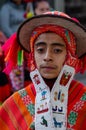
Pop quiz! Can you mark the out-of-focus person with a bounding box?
[0,0,27,38]
[0,32,11,105]
[0,31,7,71]
[32,0,51,15]
[24,0,51,19]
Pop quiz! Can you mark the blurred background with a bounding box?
[0,0,86,27]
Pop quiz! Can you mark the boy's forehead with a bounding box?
[34,32,66,46]
[35,32,59,40]
[35,42,66,47]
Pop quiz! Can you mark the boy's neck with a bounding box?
[43,78,57,90]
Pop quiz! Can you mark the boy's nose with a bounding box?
[44,50,52,61]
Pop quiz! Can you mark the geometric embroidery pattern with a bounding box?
[18,89,35,116]
[27,104,35,115]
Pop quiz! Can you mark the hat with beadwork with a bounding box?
[17,11,86,58]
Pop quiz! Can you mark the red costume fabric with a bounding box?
[0,80,86,130]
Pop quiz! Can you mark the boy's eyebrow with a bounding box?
[35,42,46,47]
[35,42,66,47]
[51,43,66,47]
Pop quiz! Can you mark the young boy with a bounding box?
[0,11,86,130]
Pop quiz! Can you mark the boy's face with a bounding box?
[34,32,67,79]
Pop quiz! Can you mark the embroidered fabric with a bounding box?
[30,65,75,129]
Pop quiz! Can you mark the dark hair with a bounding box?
[9,0,26,4]
[32,0,49,12]
[9,0,27,9]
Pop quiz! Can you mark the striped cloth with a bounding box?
[0,80,86,130]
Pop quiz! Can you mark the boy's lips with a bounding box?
[42,66,55,69]
[40,65,57,71]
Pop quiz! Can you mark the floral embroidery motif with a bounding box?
[68,111,78,125]
[22,95,32,105]
[73,100,84,111]
[68,92,86,128]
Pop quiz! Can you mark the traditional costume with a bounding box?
[0,11,86,130]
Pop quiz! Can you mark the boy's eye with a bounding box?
[36,47,45,53]
[54,48,62,53]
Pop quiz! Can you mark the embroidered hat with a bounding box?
[17,11,86,58]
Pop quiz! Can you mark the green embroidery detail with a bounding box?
[81,93,86,101]
[30,122,35,130]
[68,111,78,125]
[19,89,27,97]
[27,103,35,115]
[65,30,70,43]
[41,116,48,127]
